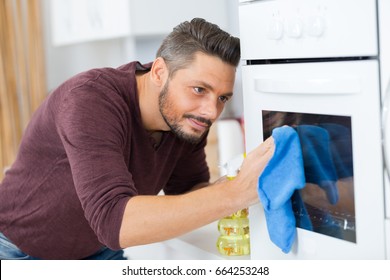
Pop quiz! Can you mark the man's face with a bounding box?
[159,52,236,144]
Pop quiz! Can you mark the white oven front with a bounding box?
[239,0,389,259]
[242,59,386,259]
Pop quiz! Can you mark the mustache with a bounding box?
[184,114,212,127]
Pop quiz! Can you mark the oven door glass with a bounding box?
[262,111,355,243]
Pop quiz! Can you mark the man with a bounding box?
[0,18,274,260]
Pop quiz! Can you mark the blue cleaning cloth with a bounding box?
[296,125,339,205]
[258,126,306,253]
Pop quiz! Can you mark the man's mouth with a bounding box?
[186,115,212,131]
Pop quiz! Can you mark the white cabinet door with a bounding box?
[130,0,229,36]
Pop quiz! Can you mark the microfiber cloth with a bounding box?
[296,125,339,205]
[258,126,306,253]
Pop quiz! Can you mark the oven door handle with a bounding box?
[382,79,390,180]
[254,77,360,94]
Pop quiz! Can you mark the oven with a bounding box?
[239,0,390,259]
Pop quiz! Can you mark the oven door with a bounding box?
[242,60,386,259]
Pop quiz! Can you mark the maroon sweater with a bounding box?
[0,61,210,259]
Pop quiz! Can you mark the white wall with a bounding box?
[42,0,242,117]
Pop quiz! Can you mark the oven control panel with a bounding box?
[239,0,378,60]
[267,14,326,40]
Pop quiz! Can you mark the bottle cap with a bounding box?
[225,154,245,180]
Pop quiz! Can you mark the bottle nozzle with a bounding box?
[224,154,245,180]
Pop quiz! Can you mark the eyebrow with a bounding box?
[192,80,234,96]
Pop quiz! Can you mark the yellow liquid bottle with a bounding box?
[216,210,250,256]
[216,163,250,256]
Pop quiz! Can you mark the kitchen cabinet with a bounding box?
[129,0,229,37]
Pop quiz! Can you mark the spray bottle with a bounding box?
[216,154,250,256]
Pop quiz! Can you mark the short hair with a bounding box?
[156,18,240,77]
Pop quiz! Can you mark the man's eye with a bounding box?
[219,96,230,103]
[194,87,205,94]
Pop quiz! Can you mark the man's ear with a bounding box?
[150,57,168,87]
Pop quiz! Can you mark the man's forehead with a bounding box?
[179,53,236,78]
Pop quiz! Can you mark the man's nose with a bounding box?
[199,96,219,121]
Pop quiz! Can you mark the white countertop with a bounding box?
[123,221,250,260]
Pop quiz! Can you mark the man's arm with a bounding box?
[119,137,274,248]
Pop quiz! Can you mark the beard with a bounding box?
[158,81,211,145]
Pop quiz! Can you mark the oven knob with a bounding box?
[267,19,284,40]
[287,18,303,38]
[308,16,326,37]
